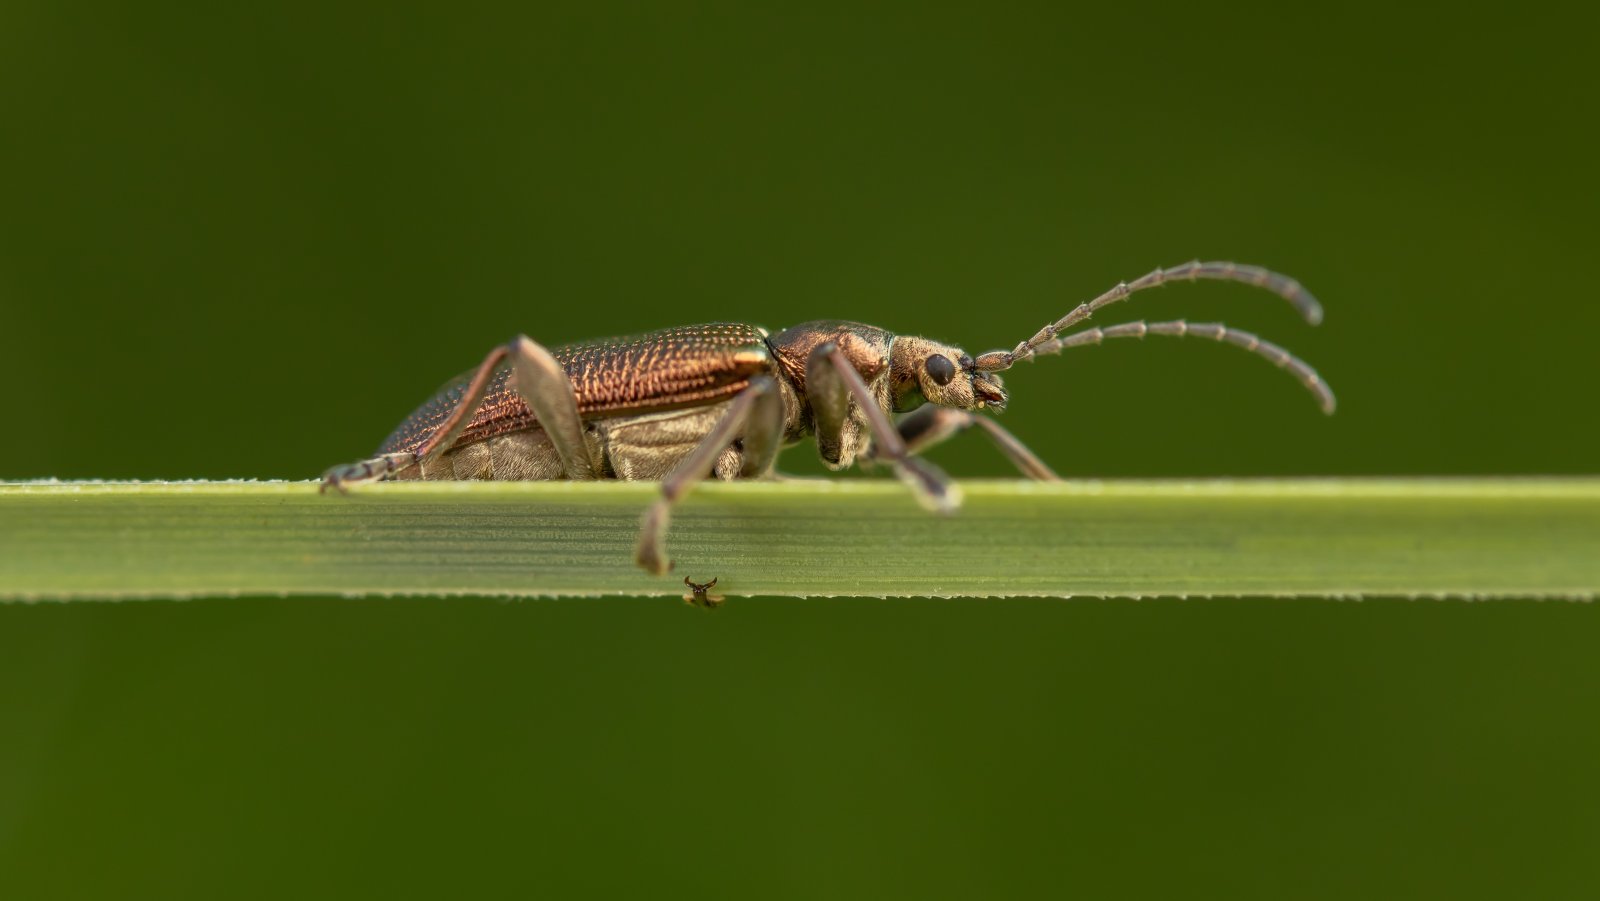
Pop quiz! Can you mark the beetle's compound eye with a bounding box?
[925,353,956,386]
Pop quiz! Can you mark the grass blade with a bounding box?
[2,479,1597,600]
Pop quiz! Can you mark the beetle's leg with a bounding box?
[504,336,600,480]
[870,406,1060,482]
[319,452,419,494]
[806,343,960,513]
[408,336,599,479]
[804,344,855,469]
[738,374,784,479]
[321,335,598,491]
[635,376,783,575]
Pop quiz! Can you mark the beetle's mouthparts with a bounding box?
[973,373,1007,411]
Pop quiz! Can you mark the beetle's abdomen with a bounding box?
[379,323,773,455]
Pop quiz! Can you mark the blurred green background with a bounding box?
[2,2,1597,898]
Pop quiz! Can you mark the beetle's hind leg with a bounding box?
[635,375,783,575]
[868,406,1061,482]
[319,334,600,491]
[413,335,600,479]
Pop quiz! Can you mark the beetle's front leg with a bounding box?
[867,406,1061,482]
[634,375,784,575]
[805,343,960,513]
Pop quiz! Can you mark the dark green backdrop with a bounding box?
[2,3,1596,898]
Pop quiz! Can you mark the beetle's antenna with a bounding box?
[1021,318,1336,414]
[973,261,1322,373]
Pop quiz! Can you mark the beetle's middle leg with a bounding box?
[867,406,1061,482]
[634,375,783,575]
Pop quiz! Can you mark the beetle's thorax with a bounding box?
[766,320,895,397]
[766,320,897,462]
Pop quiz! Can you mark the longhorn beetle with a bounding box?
[322,261,1335,574]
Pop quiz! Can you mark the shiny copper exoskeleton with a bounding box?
[323,260,1335,575]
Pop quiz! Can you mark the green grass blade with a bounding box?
[2,479,1597,600]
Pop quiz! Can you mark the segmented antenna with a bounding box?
[1036,319,1336,414]
[975,261,1322,371]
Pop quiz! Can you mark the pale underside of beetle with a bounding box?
[323,261,1336,574]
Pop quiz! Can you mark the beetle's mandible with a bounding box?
[322,260,1336,574]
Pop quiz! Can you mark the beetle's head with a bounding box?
[890,336,1008,413]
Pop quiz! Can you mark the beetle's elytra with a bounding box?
[323,261,1335,574]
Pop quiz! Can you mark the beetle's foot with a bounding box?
[635,502,674,575]
[683,577,724,608]
[318,470,356,496]
[637,547,672,577]
[319,453,416,494]
[895,457,961,514]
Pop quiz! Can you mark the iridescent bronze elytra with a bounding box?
[322,261,1336,574]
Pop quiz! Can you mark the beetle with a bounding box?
[322,260,1335,574]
